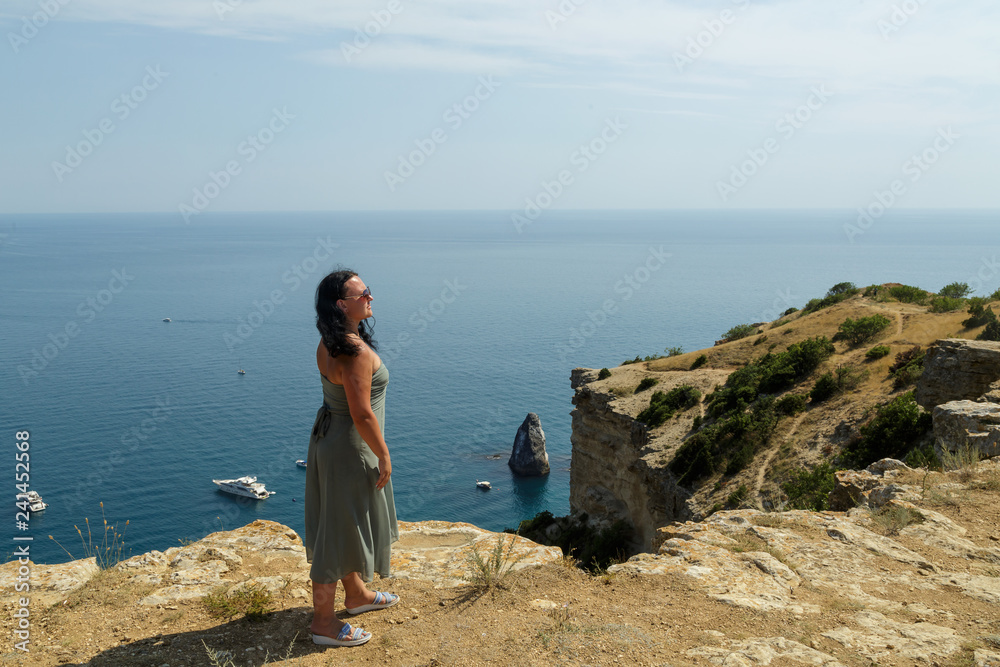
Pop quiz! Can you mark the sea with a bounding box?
[0,209,996,565]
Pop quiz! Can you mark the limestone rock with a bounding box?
[508,413,550,476]
[933,400,1000,458]
[915,338,1000,409]
[688,636,846,666]
[0,557,100,607]
[822,611,962,663]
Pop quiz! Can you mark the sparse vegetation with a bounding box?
[512,511,631,573]
[843,391,932,469]
[202,582,274,622]
[727,484,749,508]
[888,284,929,304]
[867,504,925,536]
[722,323,757,342]
[940,443,984,482]
[802,282,859,314]
[888,345,925,388]
[48,502,130,569]
[636,377,660,392]
[930,296,965,312]
[636,385,701,428]
[782,463,838,511]
[775,393,807,416]
[665,346,684,357]
[623,353,666,365]
[963,297,996,328]
[865,345,891,360]
[835,314,892,346]
[464,534,526,592]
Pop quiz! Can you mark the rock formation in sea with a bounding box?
[508,412,550,476]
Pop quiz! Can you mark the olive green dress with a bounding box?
[304,362,398,584]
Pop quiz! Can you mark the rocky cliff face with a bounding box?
[568,366,731,551]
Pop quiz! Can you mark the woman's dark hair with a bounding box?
[315,268,378,357]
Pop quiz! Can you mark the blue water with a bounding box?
[1,209,996,564]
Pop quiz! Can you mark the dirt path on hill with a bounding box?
[754,412,806,498]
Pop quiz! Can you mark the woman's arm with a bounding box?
[338,348,392,490]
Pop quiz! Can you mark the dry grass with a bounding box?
[867,504,925,536]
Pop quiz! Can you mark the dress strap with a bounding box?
[312,405,333,439]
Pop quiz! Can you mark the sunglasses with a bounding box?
[342,287,372,300]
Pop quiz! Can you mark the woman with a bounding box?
[304,269,400,647]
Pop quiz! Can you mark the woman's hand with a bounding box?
[376,455,392,490]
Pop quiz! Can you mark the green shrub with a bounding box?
[802,282,859,314]
[863,284,880,297]
[991,288,1000,301]
[782,307,798,317]
[889,345,924,388]
[203,583,274,622]
[637,385,701,428]
[963,297,997,328]
[671,397,779,485]
[465,533,525,592]
[904,441,940,470]
[939,282,971,298]
[622,353,666,365]
[809,373,838,403]
[665,346,684,357]
[835,365,869,391]
[836,314,892,346]
[843,391,932,468]
[978,320,1000,342]
[775,393,806,415]
[636,377,660,392]
[783,463,838,511]
[690,354,708,370]
[727,484,749,508]
[722,323,757,342]
[692,414,703,430]
[597,368,611,380]
[866,345,891,360]
[752,335,768,346]
[888,284,928,304]
[929,296,965,313]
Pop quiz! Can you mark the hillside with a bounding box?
[574,283,997,524]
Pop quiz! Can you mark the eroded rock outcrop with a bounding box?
[933,400,1000,458]
[915,338,1000,409]
[0,520,564,609]
[508,413,550,476]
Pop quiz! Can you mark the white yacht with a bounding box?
[296,459,307,468]
[18,490,47,512]
[212,476,272,499]
[476,479,492,490]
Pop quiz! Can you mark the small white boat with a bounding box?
[17,490,47,512]
[212,476,272,499]
[296,459,307,468]
[476,479,491,490]
[237,369,246,375]
[162,318,171,322]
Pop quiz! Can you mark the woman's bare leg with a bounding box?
[341,571,378,609]
[310,581,348,637]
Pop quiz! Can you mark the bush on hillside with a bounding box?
[836,314,892,346]
[888,284,929,304]
[929,296,965,313]
[866,345,891,360]
[782,307,798,317]
[636,377,659,392]
[511,511,633,573]
[665,346,684,357]
[722,323,757,342]
[963,297,997,328]
[782,463,838,511]
[598,368,611,380]
[977,320,1000,342]
[690,354,708,370]
[636,385,701,428]
[801,282,860,314]
[843,391,932,468]
[938,282,971,298]
[809,373,838,403]
[889,345,924,388]
[775,393,807,415]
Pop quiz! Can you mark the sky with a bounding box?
[1,0,998,213]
